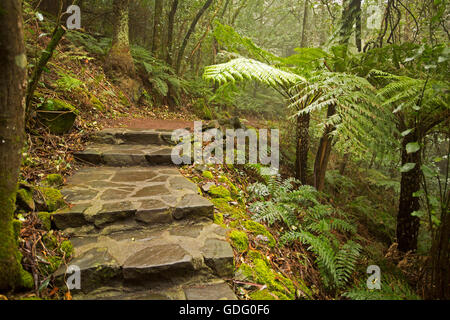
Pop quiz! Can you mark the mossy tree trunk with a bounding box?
[152,0,164,59]
[295,113,310,185]
[165,0,179,66]
[0,0,27,290]
[107,0,135,77]
[397,132,422,252]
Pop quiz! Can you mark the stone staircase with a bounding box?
[54,128,236,300]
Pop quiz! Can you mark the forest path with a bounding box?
[54,128,236,300]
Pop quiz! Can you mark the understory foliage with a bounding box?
[248,177,361,292]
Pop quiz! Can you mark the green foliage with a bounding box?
[229,230,249,252]
[248,176,361,291]
[344,274,420,300]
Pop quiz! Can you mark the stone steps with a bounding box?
[92,128,176,146]
[54,166,212,232]
[55,221,234,295]
[74,144,175,167]
[55,128,237,300]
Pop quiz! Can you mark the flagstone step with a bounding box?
[54,167,213,231]
[92,128,177,146]
[55,221,234,294]
[72,281,237,300]
[74,144,176,167]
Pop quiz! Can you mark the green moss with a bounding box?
[253,258,295,299]
[243,220,276,247]
[38,187,66,212]
[37,212,52,231]
[218,176,239,195]
[236,263,253,279]
[19,269,34,289]
[229,230,249,252]
[202,170,214,179]
[16,188,34,211]
[37,98,79,134]
[211,198,246,219]
[43,174,64,187]
[214,212,224,226]
[13,220,22,243]
[250,289,289,300]
[209,185,232,199]
[247,250,269,265]
[60,240,74,258]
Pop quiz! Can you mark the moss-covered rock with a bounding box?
[38,187,66,212]
[16,188,35,212]
[209,185,232,199]
[202,170,214,179]
[37,212,52,231]
[243,220,276,247]
[211,198,246,219]
[19,269,34,289]
[43,174,64,187]
[37,98,79,134]
[229,230,249,252]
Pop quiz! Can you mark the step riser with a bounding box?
[53,204,213,232]
[93,131,175,146]
[75,153,175,167]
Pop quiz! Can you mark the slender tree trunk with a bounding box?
[106,0,135,77]
[339,152,350,175]
[397,133,422,252]
[166,0,179,66]
[152,0,164,59]
[314,104,336,191]
[0,0,27,290]
[429,189,450,299]
[312,0,361,191]
[355,0,362,52]
[300,0,309,48]
[175,0,213,74]
[295,112,310,185]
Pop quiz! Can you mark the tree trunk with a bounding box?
[152,0,164,59]
[0,0,28,290]
[300,0,309,48]
[175,0,213,74]
[295,113,310,185]
[339,152,350,175]
[397,133,422,252]
[106,0,135,77]
[428,189,450,299]
[165,0,179,66]
[314,104,336,191]
[355,0,362,52]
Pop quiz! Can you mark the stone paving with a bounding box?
[55,129,236,300]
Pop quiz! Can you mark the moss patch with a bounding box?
[43,174,64,187]
[229,230,249,252]
[38,187,66,212]
[202,170,214,179]
[243,220,276,247]
[60,240,74,258]
[16,188,35,212]
[37,212,52,231]
[209,185,232,199]
[250,289,289,300]
[211,198,246,219]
